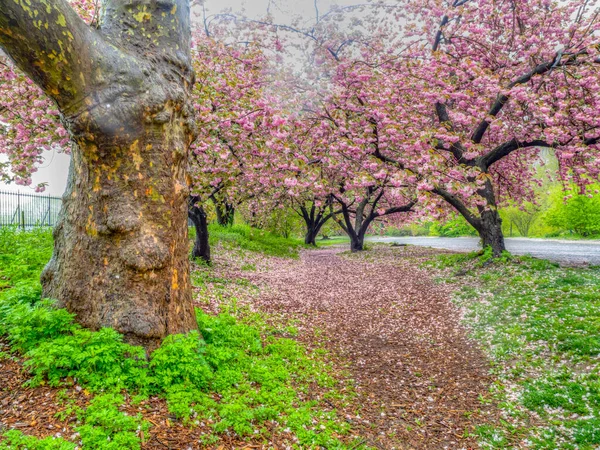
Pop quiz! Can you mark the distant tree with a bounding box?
[504,204,541,237]
[546,190,600,237]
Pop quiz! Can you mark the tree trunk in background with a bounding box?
[475,180,506,257]
[304,218,329,246]
[299,202,332,247]
[304,229,317,246]
[479,210,506,257]
[188,197,210,264]
[350,233,365,252]
[213,197,235,227]
[1,0,198,348]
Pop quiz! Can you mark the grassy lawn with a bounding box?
[426,250,600,449]
[313,236,350,247]
[205,224,307,258]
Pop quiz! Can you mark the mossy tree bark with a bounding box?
[0,0,198,347]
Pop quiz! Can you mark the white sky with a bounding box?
[0,0,355,196]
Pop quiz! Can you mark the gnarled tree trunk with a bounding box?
[304,229,318,246]
[473,180,506,257]
[333,188,415,253]
[188,197,211,264]
[479,210,505,256]
[1,0,198,347]
[349,231,366,252]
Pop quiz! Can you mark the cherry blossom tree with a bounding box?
[369,0,600,255]
[187,30,296,257]
[293,196,337,246]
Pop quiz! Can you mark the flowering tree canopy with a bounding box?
[2,0,600,257]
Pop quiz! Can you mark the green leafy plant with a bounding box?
[0,430,75,450]
[75,394,150,450]
[0,227,354,448]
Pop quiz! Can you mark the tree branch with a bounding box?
[479,139,554,170]
[471,50,595,144]
[373,200,417,217]
[0,0,97,107]
[432,187,481,229]
[435,102,471,164]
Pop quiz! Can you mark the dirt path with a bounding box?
[246,246,497,449]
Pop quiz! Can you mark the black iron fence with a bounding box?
[0,190,62,228]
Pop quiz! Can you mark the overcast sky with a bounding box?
[0,0,356,197]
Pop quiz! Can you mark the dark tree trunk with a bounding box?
[188,199,210,264]
[479,209,506,257]
[304,229,317,246]
[213,198,235,227]
[350,233,365,252]
[433,179,507,258]
[299,203,331,247]
[1,0,198,347]
[333,188,414,253]
[475,180,506,257]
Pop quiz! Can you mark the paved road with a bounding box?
[367,236,600,265]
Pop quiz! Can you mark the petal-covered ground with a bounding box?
[205,244,500,449]
[1,243,499,449]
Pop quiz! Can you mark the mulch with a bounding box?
[0,245,499,449]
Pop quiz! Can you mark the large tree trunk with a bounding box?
[188,199,211,264]
[1,0,198,348]
[434,179,507,259]
[476,180,506,257]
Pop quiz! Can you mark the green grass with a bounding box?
[314,236,350,247]
[207,224,306,258]
[0,227,359,449]
[426,249,600,449]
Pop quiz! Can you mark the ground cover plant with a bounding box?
[426,250,600,449]
[0,227,358,449]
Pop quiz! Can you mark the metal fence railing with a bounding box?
[0,190,62,228]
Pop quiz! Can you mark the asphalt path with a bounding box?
[367,236,600,265]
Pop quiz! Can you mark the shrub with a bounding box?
[429,216,477,237]
[0,299,76,352]
[0,430,75,450]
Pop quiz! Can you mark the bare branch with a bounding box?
[479,139,555,170]
[432,187,481,229]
